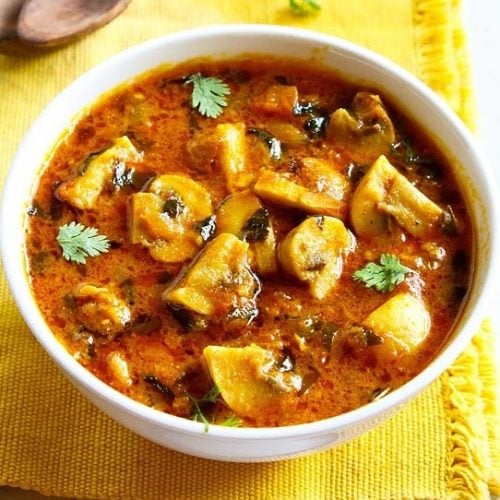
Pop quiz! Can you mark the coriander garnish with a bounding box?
[188,385,221,432]
[289,0,321,16]
[190,398,211,432]
[186,73,230,118]
[202,384,221,403]
[221,415,243,427]
[56,221,110,264]
[353,254,413,293]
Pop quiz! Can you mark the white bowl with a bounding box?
[1,25,499,462]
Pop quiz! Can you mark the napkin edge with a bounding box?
[413,0,477,128]
[474,320,500,494]
[414,0,498,494]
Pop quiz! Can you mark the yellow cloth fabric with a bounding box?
[0,0,498,498]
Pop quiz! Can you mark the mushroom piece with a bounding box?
[73,283,131,337]
[163,233,260,328]
[362,293,431,361]
[107,352,133,388]
[217,190,278,275]
[350,155,444,238]
[327,92,396,164]
[215,123,255,192]
[129,174,213,263]
[251,84,299,118]
[185,129,219,172]
[264,121,308,148]
[203,344,301,417]
[186,122,254,191]
[253,157,349,218]
[57,136,142,210]
[279,216,355,299]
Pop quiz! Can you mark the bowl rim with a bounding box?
[1,23,499,441]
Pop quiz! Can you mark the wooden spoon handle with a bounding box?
[17,0,132,46]
[0,0,25,42]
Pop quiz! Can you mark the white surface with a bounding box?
[463,0,500,398]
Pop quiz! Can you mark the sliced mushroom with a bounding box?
[217,190,277,275]
[253,157,349,218]
[215,123,255,192]
[57,136,142,210]
[362,292,431,360]
[129,174,213,263]
[203,344,301,417]
[107,352,133,388]
[328,92,395,164]
[350,155,443,238]
[73,283,131,337]
[185,129,219,172]
[264,121,308,148]
[350,155,394,236]
[379,173,444,238]
[163,233,260,327]
[279,216,355,299]
[251,84,298,118]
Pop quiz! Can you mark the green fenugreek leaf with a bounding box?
[390,139,433,165]
[241,207,270,242]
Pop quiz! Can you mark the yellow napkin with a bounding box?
[0,1,498,498]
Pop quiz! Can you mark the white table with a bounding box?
[463,0,500,403]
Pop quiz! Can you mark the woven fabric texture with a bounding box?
[0,0,498,498]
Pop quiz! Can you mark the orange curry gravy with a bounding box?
[25,56,472,427]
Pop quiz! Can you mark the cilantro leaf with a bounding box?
[57,222,110,264]
[190,385,243,430]
[353,254,413,293]
[289,0,321,16]
[188,385,221,432]
[186,73,230,118]
[221,415,243,427]
[190,397,211,433]
[202,384,220,403]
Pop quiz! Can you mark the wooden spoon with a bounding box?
[0,0,131,48]
[0,0,25,41]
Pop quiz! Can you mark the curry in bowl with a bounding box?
[25,56,472,428]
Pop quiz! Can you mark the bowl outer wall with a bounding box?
[1,25,498,461]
